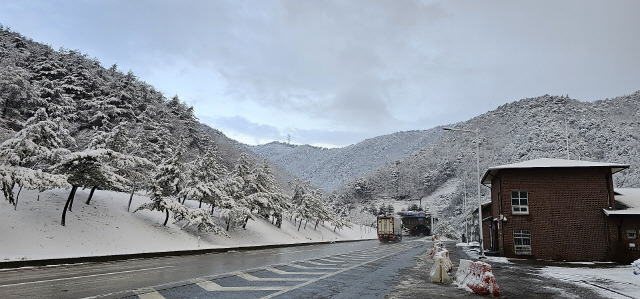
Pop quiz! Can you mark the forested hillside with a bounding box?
[0,27,345,234]
[329,94,640,236]
[249,129,442,191]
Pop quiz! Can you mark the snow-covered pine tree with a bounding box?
[0,65,39,130]
[170,202,228,236]
[54,149,132,226]
[135,152,227,235]
[86,123,155,207]
[178,144,226,209]
[155,152,185,200]
[133,152,185,226]
[0,108,73,208]
[217,153,254,231]
[290,179,321,231]
[246,159,291,228]
[330,206,352,232]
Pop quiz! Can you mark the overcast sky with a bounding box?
[1,1,639,147]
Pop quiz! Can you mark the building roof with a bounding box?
[604,188,640,216]
[481,158,630,184]
[397,211,426,217]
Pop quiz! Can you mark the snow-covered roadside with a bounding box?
[540,265,640,299]
[0,188,375,262]
[455,242,640,298]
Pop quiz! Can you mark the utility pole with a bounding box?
[443,127,486,258]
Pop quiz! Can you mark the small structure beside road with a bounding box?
[397,211,432,236]
[481,158,640,263]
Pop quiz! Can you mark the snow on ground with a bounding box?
[0,188,375,262]
[540,265,640,299]
[455,243,640,298]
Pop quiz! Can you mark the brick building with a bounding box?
[480,158,640,263]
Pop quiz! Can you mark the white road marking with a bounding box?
[259,243,421,299]
[264,267,329,275]
[317,258,344,263]
[128,242,419,298]
[193,278,288,291]
[135,288,166,299]
[304,261,338,266]
[288,264,341,270]
[274,249,320,255]
[0,266,175,288]
[232,271,309,282]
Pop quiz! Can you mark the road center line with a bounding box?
[0,266,175,288]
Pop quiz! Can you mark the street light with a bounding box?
[443,127,485,258]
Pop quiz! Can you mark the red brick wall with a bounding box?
[489,167,615,261]
[607,216,640,263]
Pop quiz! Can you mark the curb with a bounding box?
[0,238,377,269]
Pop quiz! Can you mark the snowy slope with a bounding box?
[0,188,375,262]
[330,94,640,239]
[249,129,442,191]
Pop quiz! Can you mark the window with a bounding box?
[511,191,529,215]
[627,230,637,239]
[514,230,532,255]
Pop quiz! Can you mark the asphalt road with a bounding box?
[124,238,428,299]
[0,239,386,299]
[3,238,627,299]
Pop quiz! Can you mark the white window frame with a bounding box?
[514,229,532,255]
[627,230,637,239]
[511,190,529,215]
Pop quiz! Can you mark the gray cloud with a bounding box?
[202,115,282,144]
[1,0,639,147]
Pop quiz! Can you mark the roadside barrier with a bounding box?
[454,259,500,297]
[429,242,453,283]
[454,259,473,284]
[430,248,453,283]
[429,242,445,259]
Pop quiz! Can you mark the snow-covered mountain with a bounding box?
[248,129,442,192]
[328,94,640,235]
[0,27,293,187]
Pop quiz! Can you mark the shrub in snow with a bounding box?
[633,259,640,275]
[135,196,228,236]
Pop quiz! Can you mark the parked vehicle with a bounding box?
[377,216,403,243]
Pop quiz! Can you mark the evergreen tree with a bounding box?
[134,153,185,227]
[0,108,73,208]
[178,145,227,209]
[55,149,132,225]
[218,153,254,231]
[245,159,290,227]
[135,187,228,235]
[0,65,38,130]
[85,123,154,207]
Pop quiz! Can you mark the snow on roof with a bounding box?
[482,158,630,184]
[604,188,640,216]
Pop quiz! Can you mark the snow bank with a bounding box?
[541,265,640,298]
[0,188,375,262]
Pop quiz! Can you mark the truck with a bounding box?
[377,216,403,243]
